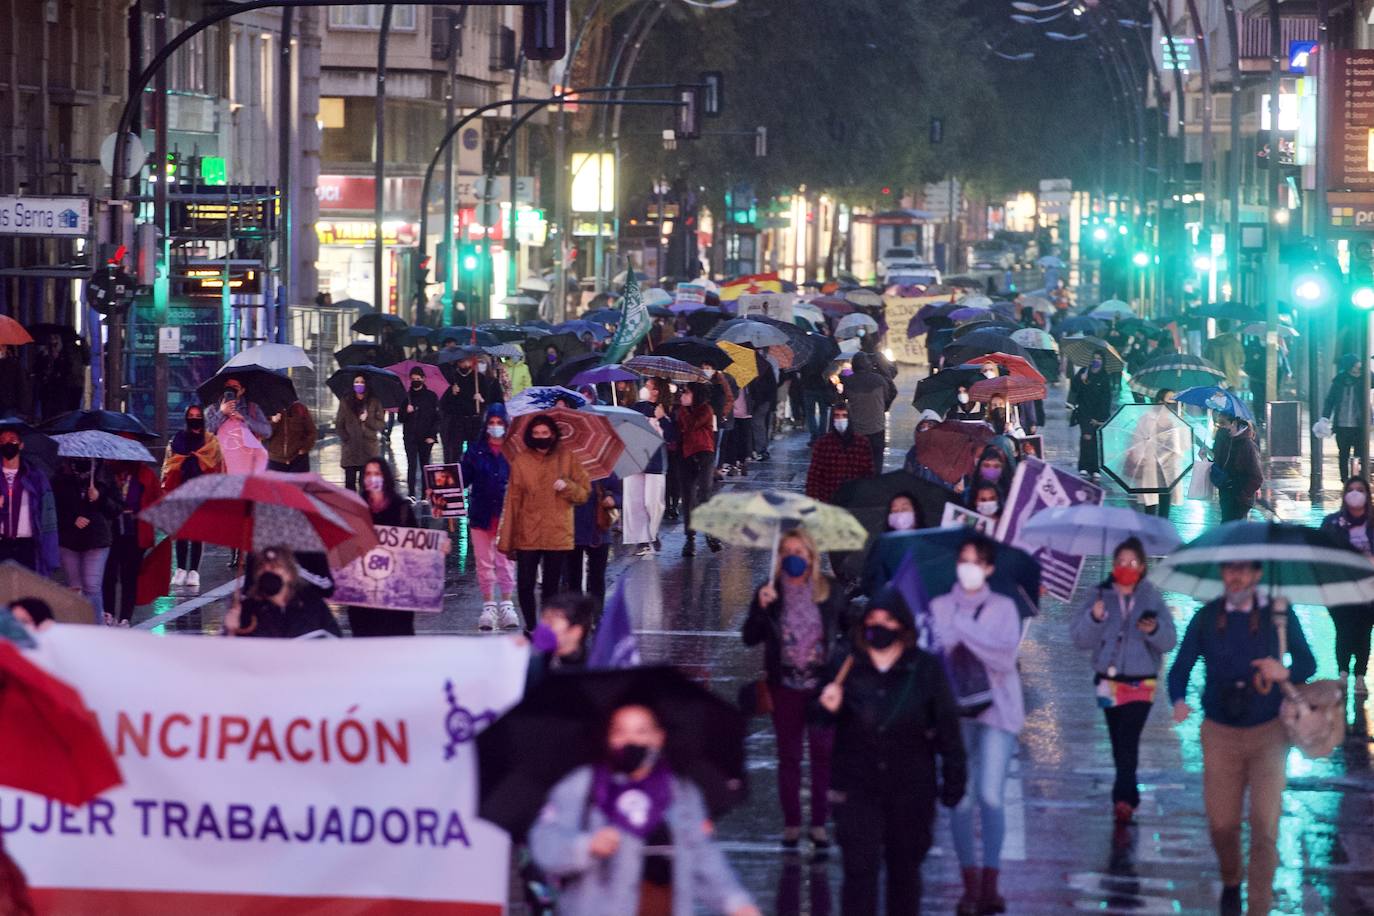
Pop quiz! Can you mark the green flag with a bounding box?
[601,269,652,365]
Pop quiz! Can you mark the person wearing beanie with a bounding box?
[818,586,966,915]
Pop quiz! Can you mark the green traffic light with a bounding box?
[1354,287,1374,310]
[1092,227,1109,242]
[1132,251,1150,267]
[1293,277,1325,305]
[1193,255,1212,272]
[462,255,479,272]
[1118,225,1129,236]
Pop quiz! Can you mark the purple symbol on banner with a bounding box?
[997,457,1104,601]
[443,680,497,760]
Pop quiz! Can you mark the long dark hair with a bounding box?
[362,457,401,509]
[349,375,369,415]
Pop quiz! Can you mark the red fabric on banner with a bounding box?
[135,537,173,606]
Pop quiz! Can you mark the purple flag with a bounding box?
[588,579,641,669]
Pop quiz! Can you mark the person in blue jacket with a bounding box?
[1167,560,1315,916]
[462,403,518,630]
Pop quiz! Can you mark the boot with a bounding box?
[979,867,1006,915]
[956,867,980,915]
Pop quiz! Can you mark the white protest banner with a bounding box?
[996,457,1104,600]
[882,293,949,365]
[332,525,449,613]
[940,503,997,536]
[737,291,794,323]
[12,628,527,914]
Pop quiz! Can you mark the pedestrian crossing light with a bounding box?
[1353,287,1374,310]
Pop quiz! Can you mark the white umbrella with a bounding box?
[500,295,540,308]
[960,294,993,309]
[643,288,673,308]
[1019,295,1055,314]
[53,430,155,463]
[834,313,880,340]
[718,320,789,348]
[221,343,312,372]
[518,277,552,293]
[844,289,883,308]
[1241,322,1299,338]
[1090,299,1134,320]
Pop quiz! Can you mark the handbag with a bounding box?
[1188,458,1215,500]
[1271,606,1345,759]
[594,484,620,531]
[945,602,994,718]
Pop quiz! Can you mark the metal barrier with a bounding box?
[287,305,358,430]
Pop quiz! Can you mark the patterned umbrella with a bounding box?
[507,386,591,417]
[0,315,33,346]
[328,365,406,409]
[483,343,526,361]
[1010,327,1057,351]
[717,341,759,388]
[553,320,612,341]
[1059,335,1125,372]
[40,409,157,443]
[969,375,1047,405]
[52,430,155,463]
[586,405,664,477]
[912,421,997,485]
[623,355,710,383]
[140,473,372,563]
[385,359,448,398]
[268,471,380,569]
[767,344,796,370]
[691,490,868,553]
[222,343,311,372]
[1175,385,1255,423]
[1129,352,1225,397]
[718,320,790,348]
[503,407,625,481]
[964,352,1045,382]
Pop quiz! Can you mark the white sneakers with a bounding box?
[498,601,521,630]
[185,570,200,590]
[171,568,187,587]
[478,603,498,631]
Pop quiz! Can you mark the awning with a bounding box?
[854,208,936,225]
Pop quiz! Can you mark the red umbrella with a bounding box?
[385,359,448,398]
[0,642,121,805]
[969,374,1048,405]
[503,406,625,481]
[912,421,996,485]
[140,473,377,566]
[0,316,33,346]
[259,471,379,568]
[970,352,1045,383]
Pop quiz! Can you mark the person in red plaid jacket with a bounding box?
[805,404,874,503]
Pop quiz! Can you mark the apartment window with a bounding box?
[319,97,346,129]
[328,5,417,30]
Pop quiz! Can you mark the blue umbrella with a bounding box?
[581,308,622,324]
[553,320,611,341]
[397,325,437,345]
[1056,315,1105,336]
[1019,504,1182,557]
[507,386,591,417]
[1176,385,1255,423]
[571,364,640,387]
[437,326,499,347]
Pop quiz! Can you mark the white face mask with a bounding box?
[363,474,384,493]
[957,392,970,405]
[833,418,849,433]
[477,361,490,373]
[638,386,652,402]
[983,369,998,379]
[888,510,916,531]
[976,500,1000,517]
[956,562,988,591]
[1346,489,1368,511]
[703,367,716,378]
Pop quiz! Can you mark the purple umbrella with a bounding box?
[571,364,641,386]
[949,306,992,322]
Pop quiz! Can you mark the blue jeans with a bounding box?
[801,390,827,439]
[60,546,110,624]
[950,719,1016,869]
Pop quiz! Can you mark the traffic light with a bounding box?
[522,0,566,60]
[1352,286,1374,310]
[1092,226,1109,243]
[1132,251,1150,268]
[1291,270,1332,307]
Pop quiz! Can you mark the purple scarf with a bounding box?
[590,759,674,840]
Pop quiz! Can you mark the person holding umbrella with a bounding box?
[527,702,760,916]
[104,459,160,626]
[463,405,519,630]
[1068,355,1114,481]
[335,373,386,494]
[817,586,966,915]
[53,456,120,624]
[674,383,721,557]
[1212,416,1263,522]
[843,352,897,473]
[626,378,675,557]
[206,376,271,475]
[1126,389,1185,519]
[498,413,590,629]
[927,536,1024,916]
[401,366,440,499]
[162,404,224,589]
[946,385,982,421]
[441,353,502,461]
[805,404,874,505]
[1166,560,1315,916]
[1320,476,1374,696]
[1070,536,1177,823]
[742,528,846,851]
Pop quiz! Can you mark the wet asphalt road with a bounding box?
[131,364,1374,916]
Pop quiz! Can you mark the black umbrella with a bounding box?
[867,528,1041,619]
[25,323,80,344]
[396,325,437,345]
[1191,301,1259,323]
[522,332,588,364]
[0,416,56,477]
[548,352,604,387]
[332,298,373,312]
[351,314,408,337]
[941,330,1030,367]
[477,323,529,343]
[952,317,1018,340]
[833,470,956,537]
[653,336,732,369]
[913,367,982,414]
[685,308,730,337]
[327,365,406,410]
[476,666,747,839]
[334,343,379,367]
[799,333,840,374]
[648,305,675,318]
[40,409,157,443]
[196,367,299,416]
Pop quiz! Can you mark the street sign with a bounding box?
[86,263,135,315]
[157,327,182,354]
[473,176,535,205]
[1327,51,1374,192]
[0,195,90,237]
[98,132,146,180]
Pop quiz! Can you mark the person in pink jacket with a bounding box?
[927,536,1024,916]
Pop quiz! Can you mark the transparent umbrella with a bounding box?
[1098,403,1195,494]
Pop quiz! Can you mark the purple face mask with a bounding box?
[979,465,1001,481]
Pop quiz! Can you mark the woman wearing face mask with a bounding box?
[346,458,420,637]
[498,414,591,629]
[927,537,1024,915]
[53,457,121,625]
[528,703,760,916]
[625,378,676,557]
[885,493,922,532]
[946,386,982,421]
[818,587,967,915]
[1070,537,1177,824]
[463,404,520,630]
[983,395,1023,439]
[225,545,341,638]
[1128,389,1186,519]
[1211,415,1263,522]
[742,528,847,851]
[401,368,440,499]
[534,345,562,388]
[1321,476,1374,696]
[1068,355,1115,481]
[162,404,225,590]
[970,446,1012,494]
[969,483,1002,527]
[335,374,386,494]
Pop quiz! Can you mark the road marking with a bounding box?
[134,578,241,630]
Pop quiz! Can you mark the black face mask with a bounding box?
[0,443,19,460]
[256,572,285,598]
[186,419,205,433]
[411,380,425,391]
[530,438,554,451]
[70,460,91,475]
[865,625,901,650]
[609,743,654,774]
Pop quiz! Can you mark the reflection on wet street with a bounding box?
[134,367,1374,915]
